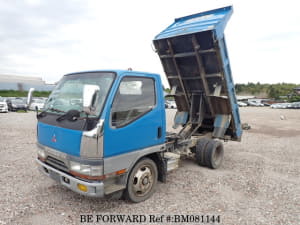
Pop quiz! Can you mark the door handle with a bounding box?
[157,127,162,139]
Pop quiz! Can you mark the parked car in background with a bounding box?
[248,101,264,107]
[270,103,292,109]
[288,102,300,109]
[0,97,8,113]
[6,98,28,112]
[29,98,46,111]
[237,101,247,107]
[165,100,177,109]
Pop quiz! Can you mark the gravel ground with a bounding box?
[0,108,299,225]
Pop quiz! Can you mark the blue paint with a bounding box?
[103,71,166,158]
[37,70,166,159]
[37,122,82,157]
[214,114,230,129]
[154,6,233,41]
[174,111,188,127]
[217,38,243,139]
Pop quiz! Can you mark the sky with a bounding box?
[0,0,300,86]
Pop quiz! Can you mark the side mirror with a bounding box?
[83,84,100,115]
[27,88,35,106]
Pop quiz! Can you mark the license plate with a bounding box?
[49,170,60,182]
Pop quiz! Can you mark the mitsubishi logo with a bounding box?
[51,134,57,143]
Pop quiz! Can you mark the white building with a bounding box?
[0,74,55,91]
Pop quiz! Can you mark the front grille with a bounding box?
[0,104,4,108]
[46,156,68,172]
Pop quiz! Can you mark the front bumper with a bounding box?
[0,107,8,112]
[36,159,105,197]
[15,107,27,110]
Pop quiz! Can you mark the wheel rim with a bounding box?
[132,164,154,197]
[212,145,223,166]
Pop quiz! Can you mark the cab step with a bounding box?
[164,152,180,172]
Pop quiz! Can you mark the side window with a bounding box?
[111,77,156,128]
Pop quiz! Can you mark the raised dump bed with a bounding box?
[153,6,242,141]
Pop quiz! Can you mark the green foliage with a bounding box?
[289,95,300,102]
[0,90,51,97]
[267,83,298,99]
[163,88,175,100]
[33,91,51,97]
[164,88,171,93]
[235,83,300,100]
[235,82,269,95]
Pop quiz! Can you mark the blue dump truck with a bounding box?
[34,6,242,202]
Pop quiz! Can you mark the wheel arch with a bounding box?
[123,154,160,202]
[146,152,167,183]
[125,151,167,186]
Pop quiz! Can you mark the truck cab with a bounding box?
[36,70,167,202]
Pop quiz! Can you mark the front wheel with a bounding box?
[124,158,158,203]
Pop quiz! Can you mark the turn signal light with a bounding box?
[71,168,127,181]
[77,184,88,192]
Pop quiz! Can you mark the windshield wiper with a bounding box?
[37,111,47,119]
[36,107,65,119]
[48,107,65,113]
[56,109,81,122]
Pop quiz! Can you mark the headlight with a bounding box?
[37,148,46,159]
[12,104,17,107]
[70,161,102,176]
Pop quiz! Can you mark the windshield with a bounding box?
[44,72,115,117]
[12,99,25,104]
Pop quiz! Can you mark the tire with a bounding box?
[195,139,224,169]
[195,138,210,167]
[124,158,158,203]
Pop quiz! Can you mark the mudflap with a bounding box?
[157,154,168,183]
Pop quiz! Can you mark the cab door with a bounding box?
[103,75,165,157]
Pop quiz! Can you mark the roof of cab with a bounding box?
[64,70,161,78]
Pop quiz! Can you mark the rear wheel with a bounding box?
[124,158,158,203]
[196,138,224,169]
[195,138,210,167]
